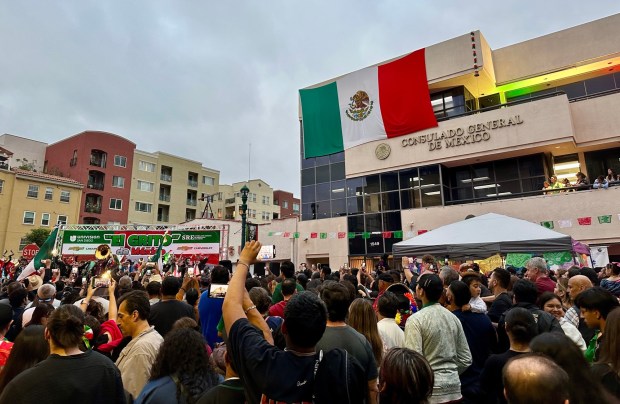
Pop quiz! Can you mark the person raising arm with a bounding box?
[223,241,273,345]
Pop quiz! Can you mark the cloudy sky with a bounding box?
[1,1,618,196]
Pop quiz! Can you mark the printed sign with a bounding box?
[61,229,221,262]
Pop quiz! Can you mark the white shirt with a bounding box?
[559,317,587,352]
[377,317,404,349]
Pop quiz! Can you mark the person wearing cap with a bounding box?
[21,284,61,327]
[405,273,472,404]
[0,304,14,367]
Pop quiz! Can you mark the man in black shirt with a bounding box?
[149,276,195,337]
[487,268,513,323]
[223,241,367,404]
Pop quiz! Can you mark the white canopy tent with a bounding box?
[392,213,573,260]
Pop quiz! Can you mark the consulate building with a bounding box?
[296,13,620,268]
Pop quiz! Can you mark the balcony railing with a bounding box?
[87,182,104,191]
[157,214,169,222]
[89,157,106,168]
[84,204,102,214]
[187,199,197,206]
[188,179,198,187]
[160,174,172,182]
[159,194,171,202]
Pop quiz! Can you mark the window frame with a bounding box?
[112,176,125,188]
[44,187,53,201]
[57,215,68,225]
[60,190,71,203]
[137,180,154,192]
[41,213,51,226]
[27,185,39,198]
[23,211,35,225]
[109,198,123,210]
[138,160,156,172]
[114,155,127,168]
[135,201,153,213]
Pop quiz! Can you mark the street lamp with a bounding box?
[240,184,249,245]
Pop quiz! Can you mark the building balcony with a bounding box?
[87,182,104,191]
[84,204,102,214]
[187,199,197,206]
[160,174,172,182]
[159,194,171,202]
[188,179,198,187]
[157,214,169,222]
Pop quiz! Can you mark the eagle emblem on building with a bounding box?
[346,90,374,121]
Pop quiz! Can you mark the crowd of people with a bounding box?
[0,242,619,403]
[542,169,619,193]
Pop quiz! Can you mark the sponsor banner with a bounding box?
[61,230,221,261]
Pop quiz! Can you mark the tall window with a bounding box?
[27,185,39,198]
[112,176,125,188]
[60,190,70,203]
[41,213,50,226]
[137,181,154,192]
[114,155,127,167]
[0,179,4,193]
[283,201,289,209]
[110,198,123,210]
[139,161,156,172]
[135,202,152,212]
[23,211,35,225]
[45,187,53,201]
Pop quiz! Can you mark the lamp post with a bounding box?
[240,184,249,245]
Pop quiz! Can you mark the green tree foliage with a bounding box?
[23,228,51,247]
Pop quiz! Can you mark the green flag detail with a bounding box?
[19,227,59,280]
[362,232,371,239]
[393,230,403,239]
[320,233,327,239]
[541,221,554,229]
[598,215,612,224]
[347,232,355,239]
[293,232,300,239]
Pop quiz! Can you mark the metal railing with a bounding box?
[157,214,169,222]
[87,182,104,190]
[187,199,197,206]
[159,194,171,202]
[160,174,172,182]
[187,179,198,187]
[89,156,106,168]
[84,204,102,214]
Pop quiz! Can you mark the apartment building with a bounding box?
[273,190,300,219]
[45,131,135,224]
[128,150,220,224]
[297,13,620,266]
[0,134,47,172]
[0,167,82,253]
[213,179,280,225]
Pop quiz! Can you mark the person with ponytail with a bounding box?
[0,305,125,403]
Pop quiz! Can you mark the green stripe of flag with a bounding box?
[300,82,344,158]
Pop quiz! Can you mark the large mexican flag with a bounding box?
[300,49,437,158]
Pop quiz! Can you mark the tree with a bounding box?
[23,228,51,247]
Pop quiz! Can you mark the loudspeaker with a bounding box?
[253,262,266,277]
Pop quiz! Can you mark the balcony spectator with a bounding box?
[593,175,609,189]
[548,175,564,193]
[607,168,619,182]
[575,171,590,190]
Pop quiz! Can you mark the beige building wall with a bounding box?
[493,13,620,85]
[0,170,82,253]
[214,179,280,225]
[0,134,47,172]
[128,150,220,225]
[297,216,349,267]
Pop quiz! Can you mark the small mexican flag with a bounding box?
[320,233,327,239]
[300,49,437,158]
[598,215,612,224]
[393,230,403,239]
[362,232,371,239]
[540,221,554,229]
[347,232,356,239]
[18,227,59,281]
[337,232,346,239]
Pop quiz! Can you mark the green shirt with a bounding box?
[271,281,305,303]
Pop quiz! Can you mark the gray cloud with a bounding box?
[1,1,618,196]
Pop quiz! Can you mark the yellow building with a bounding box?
[0,168,82,253]
[128,150,220,225]
[213,179,280,225]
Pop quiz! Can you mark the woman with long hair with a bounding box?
[592,307,620,399]
[24,303,54,327]
[530,331,614,403]
[347,298,383,367]
[136,327,220,403]
[379,348,433,404]
[554,277,572,310]
[0,325,49,391]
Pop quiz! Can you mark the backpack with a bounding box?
[312,348,367,404]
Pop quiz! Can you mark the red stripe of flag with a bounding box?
[379,49,437,137]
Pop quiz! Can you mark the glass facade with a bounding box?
[506,71,620,102]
